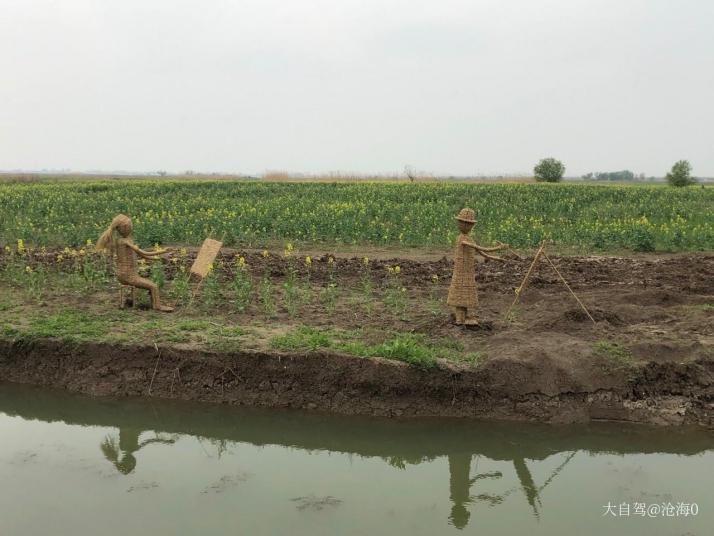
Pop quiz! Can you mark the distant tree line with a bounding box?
[580,170,648,181]
[534,158,698,188]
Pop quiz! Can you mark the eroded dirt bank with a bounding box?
[1,339,712,426]
[2,252,714,425]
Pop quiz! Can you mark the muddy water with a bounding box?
[0,385,712,536]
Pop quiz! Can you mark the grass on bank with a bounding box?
[0,253,481,369]
[271,326,483,369]
[593,340,640,382]
[0,307,247,351]
[0,299,482,369]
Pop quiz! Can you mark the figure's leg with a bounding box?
[452,307,466,325]
[131,277,174,312]
[464,309,480,326]
[464,290,479,325]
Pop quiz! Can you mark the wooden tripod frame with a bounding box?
[504,239,595,324]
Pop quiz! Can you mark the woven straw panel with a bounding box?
[190,238,223,278]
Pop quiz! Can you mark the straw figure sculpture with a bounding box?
[447,208,509,326]
[96,214,174,312]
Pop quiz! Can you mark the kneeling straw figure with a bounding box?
[96,214,174,312]
[447,208,508,326]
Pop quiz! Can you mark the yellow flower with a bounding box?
[207,263,214,274]
[388,266,395,274]
[262,250,269,258]
[25,265,33,273]
[78,248,86,256]
[237,256,247,269]
[400,287,406,293]
[4,246,10,253]
[304,256,312,266]
[86,239,93,247]
[171,257,179,264]
[179,247,188,258]
[363,256,369,267]
[328,256,334,265]
[57,254,64,262]
[394,265,401,274]
[179,265,186,273]
[17,239,24,254]
[431,274,439,282]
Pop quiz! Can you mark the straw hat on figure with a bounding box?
[96,214,174,312]
[447,208,508,326]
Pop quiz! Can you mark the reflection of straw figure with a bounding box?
[447,208,508,325]
[448,453,474,529]
[96,214,174,312]
[100,429,176,475]
[448,454,504,530]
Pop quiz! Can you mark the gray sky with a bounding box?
[1,0,712,176]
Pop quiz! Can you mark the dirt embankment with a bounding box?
[1,252,713,426]
[1,338,712,427]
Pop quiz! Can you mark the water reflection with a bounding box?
[447,454,554,528]
[448,454,477,529]
[100,429,176,474]
[1,384,712,531]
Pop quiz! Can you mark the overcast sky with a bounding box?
[1,0,712,176]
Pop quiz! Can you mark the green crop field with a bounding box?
[0,180,712,252]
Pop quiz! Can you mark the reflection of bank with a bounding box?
[448,450,578,529]
[100,428,176,474]
[1,385,710,522]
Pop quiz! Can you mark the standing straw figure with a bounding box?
[96,214,174,312]
[447,208,508,326]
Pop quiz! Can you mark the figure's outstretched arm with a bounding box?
[464,242,507,262]
[127,243,169,259]
[478,250,507,262]
[473,241,509,253]
[139,438,176,448]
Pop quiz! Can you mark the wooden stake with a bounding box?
[189,274,205,306]
[543,253,596,324]
[148,343,161,396]
[504,239,547,320]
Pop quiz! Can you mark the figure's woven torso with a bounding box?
[447,233,478,308]
[116,238,141,285]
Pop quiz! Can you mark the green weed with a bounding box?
[231,265,253,313]
[271,326,332,351]
[594,340,637,378]
[202,270,221,307]
[170,268,191,306]
[176,319,211,331]
[150,261,166,289]
[259,275,276,319]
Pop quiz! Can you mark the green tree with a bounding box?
[666,160,694,187]
[533,158,565,183]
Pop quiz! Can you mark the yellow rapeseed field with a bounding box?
[0,180,712,252]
